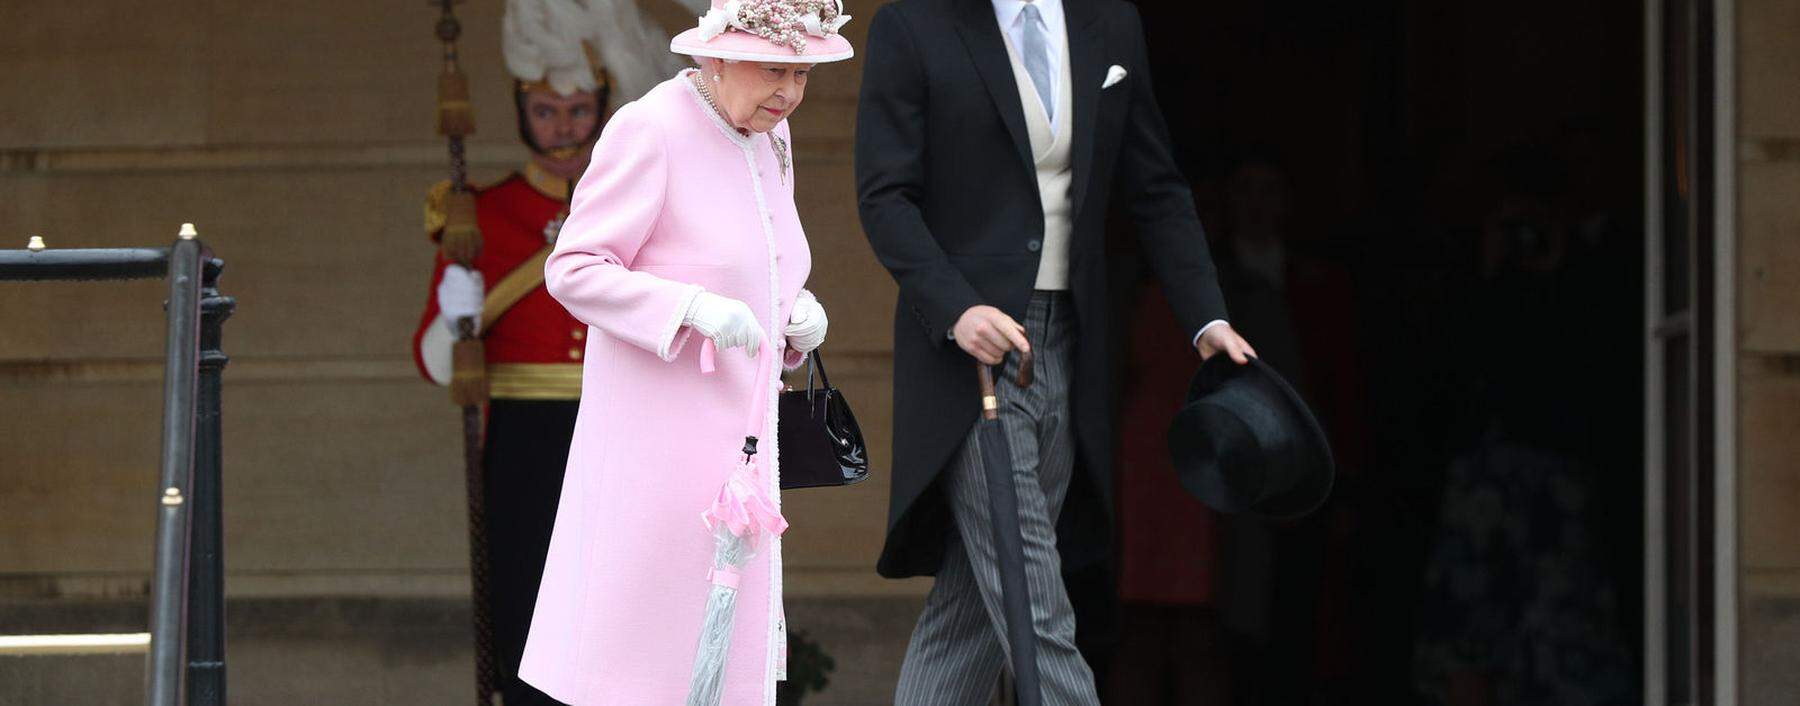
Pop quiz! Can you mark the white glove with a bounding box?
[437,264,485,334]
[784,293,828,354]
[684,291,765,358]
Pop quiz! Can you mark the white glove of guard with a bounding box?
[784,293,828,355]
[684,291,766,358]
[437,264,485,333]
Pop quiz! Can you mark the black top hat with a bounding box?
[1167,356,1334,518]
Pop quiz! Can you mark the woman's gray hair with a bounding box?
[693,57,739,71]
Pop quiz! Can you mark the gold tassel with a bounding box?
[436,66,476,138]
[440,190,482,265]
[449,336,489,407]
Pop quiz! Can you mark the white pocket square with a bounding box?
[1103,65,1128,89]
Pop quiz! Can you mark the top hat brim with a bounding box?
[1169,356,1334,519]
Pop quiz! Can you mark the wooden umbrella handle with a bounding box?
[976,348,1035,421]
[977,365,999,421]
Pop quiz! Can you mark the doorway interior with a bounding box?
[1103,1,1650,703]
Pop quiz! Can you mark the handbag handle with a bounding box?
[804,349,833,401]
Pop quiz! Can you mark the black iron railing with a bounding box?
[0,233,233,706]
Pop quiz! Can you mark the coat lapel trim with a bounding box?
[1066,0,1104,220]
[739,139,786,706]
[954,0,1036,180]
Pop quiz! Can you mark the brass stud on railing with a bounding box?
[26,236,45,252]
[178,223,198,240]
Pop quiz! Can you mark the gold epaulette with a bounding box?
[424,177,500,239]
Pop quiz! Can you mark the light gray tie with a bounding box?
[1019,3,1053,122]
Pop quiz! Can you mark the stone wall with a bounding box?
[1735,0,1800,701]
[0,0,924,601]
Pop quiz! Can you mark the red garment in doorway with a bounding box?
[1116,282,1220,605]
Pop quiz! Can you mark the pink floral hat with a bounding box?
[669,0,854,63]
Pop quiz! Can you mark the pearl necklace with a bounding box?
[691,72,745,136]
[691,72,790,184]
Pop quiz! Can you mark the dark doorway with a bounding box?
[1101,1,1647,704]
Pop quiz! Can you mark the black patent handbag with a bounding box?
[778,350,870,490]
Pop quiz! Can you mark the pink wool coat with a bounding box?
[519,71,814,705]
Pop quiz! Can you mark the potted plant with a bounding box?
[775,628,836,705]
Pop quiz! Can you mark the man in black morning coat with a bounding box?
[855,0,1258,700]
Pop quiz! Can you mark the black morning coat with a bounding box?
[855,0,1229,579]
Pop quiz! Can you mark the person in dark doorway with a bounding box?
[1412,142,1637,706]
[855,0,1257,702]
[1193,151,1367,706]
[1104,253,1232,706]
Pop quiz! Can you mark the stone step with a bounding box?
[0,595,924,705]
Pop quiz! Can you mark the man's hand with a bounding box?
[1197,323,1257,364]
[952,305,1030,366]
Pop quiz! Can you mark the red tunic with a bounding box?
[411,171,588,399]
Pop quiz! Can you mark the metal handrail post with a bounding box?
[0,247,169,281]
[148,237,206,706]
[1,234,232,706]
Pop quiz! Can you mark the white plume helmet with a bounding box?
[503,0,688,103]
[503,0,597,96]
[582,0,689,103]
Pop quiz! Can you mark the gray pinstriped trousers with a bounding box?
[894,291,1101,706]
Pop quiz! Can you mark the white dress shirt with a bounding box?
[992,0,1065,131]
[981,0,1229,350]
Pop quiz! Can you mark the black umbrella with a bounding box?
[975,352,1042,706]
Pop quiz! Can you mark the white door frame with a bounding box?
[1643,0,1736,702]
[1643,2,1666,701]
[1712,0,1738,701]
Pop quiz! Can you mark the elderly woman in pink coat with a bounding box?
[516,1,854,703]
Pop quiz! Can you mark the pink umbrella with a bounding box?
[687,340,787,705]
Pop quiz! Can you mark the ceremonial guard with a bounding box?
[411,1,675,702]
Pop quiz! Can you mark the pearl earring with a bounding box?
[712,74,721,83]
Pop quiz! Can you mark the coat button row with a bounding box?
[571,328,585,340]
[1026,239,1042,253]
[567,348,582,360]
